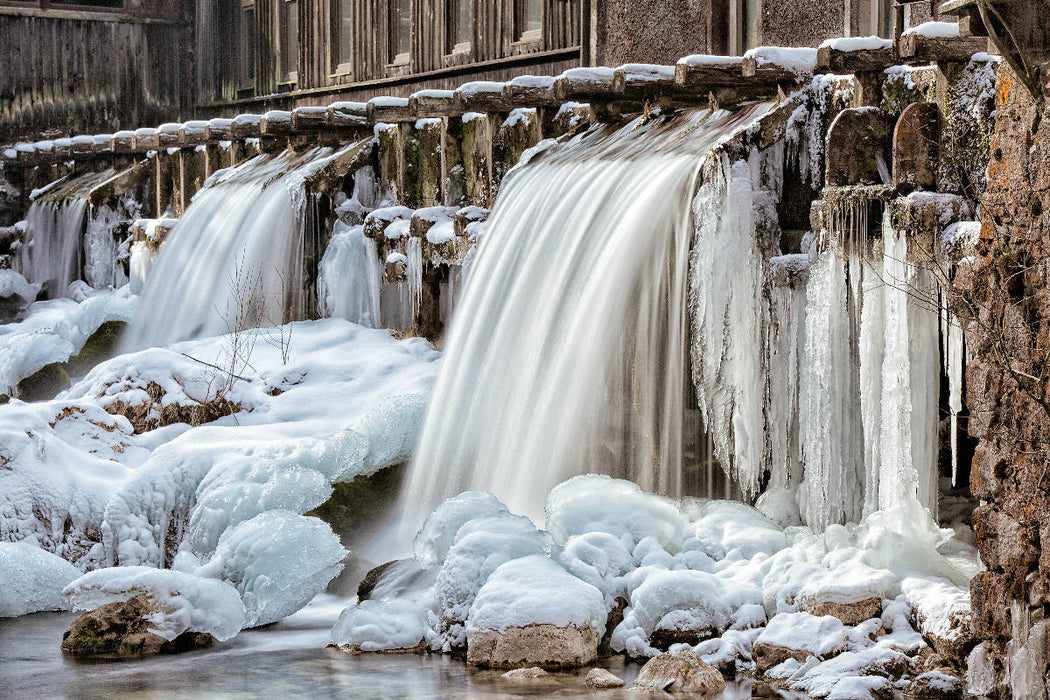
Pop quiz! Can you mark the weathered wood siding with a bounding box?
[0,9,194,143]
[195,0,581,113]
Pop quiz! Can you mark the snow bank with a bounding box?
[0,286,137,393]
[466,555,606,633]
[0,542,81,616]
[64,566,244,641]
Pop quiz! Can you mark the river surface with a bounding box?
[0,596,780,699]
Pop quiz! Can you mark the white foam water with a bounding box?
[401,105,774,527]
[123,145,362,350]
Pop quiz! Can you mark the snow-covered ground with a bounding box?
[1,304,441,635]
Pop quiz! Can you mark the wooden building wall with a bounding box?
[0,5,194,144]
[194,0,581,114]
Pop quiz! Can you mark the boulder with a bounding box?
[631,650,727,694]
[502,667,548,681]
[905,670,964,698]
[466,623,599,669]
[586,667,626,688]
[752,642,815,671]
[61,594,213,658]
[803,597,884,626]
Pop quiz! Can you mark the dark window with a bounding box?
[515,0,541,39]
[875,0,893,38]
[390,0,411,62]
[334,0,354,69]
[448,0,470,51]
[281,0,299,81]
[240,5,257,88]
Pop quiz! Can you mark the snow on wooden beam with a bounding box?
[816,37,895,73]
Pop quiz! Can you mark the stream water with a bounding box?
[0,597,785,699]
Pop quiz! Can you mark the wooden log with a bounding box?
[71,135,94,156]
[453,205,488,237]
[53,138,74,159]
[897,33,989,64]
[553,67,616,101]
[111,131,136,154]
[91,134,114,155]
[290,106,328,131]
[302,139,373,194]
[260,110,293,136]
[501,76,560,107]
[454,81,509,113]
[156,123,182,149]
[205,118,234,142]
[326,101,369,128]
[230,114,263,141]
[742,47,818,82]
[410,89,457,117]
[612,64,678,101]
[674,55,745,90]
[179,121,210,147]
[816,42,895,73]
[367,97,414,123]
[87,158,152,206]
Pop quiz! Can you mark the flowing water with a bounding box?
[401,104,774,527]
[122,145,364,350]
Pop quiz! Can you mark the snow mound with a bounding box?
[185,510,347,627]
[64,566,245,641]
[545,475,684,551]
[682,500,787,560]
[0,541,81,616]
[557,531,634,607]
[413,491,510,568]
[467,555,606,634]
[0,269,39,303]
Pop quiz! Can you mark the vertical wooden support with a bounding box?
[154,153,173,217]
[892,102,941,193]
[493,108,541,194]
[404,118,443,208]
[375,123,405,205]
[458,113,494,207]
[178,147,208,214]
[442,117,467,207]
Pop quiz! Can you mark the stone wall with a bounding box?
[958,61,1050,692]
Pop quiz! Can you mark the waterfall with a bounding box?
[123,145,362,350]
[20,198,87,298]
[19,168,138,298]
[401,104,775,526]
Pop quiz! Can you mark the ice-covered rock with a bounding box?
[185,510,346,627]
[0,541,81,616]
[425,513,547,652]
[332,597,429,652]
[557,531,633,607]
[61,594,214,657]
[465,555,605,668]
[64,566,244,641]
[752,612,851,670]
[586,667,626,688]
[682,500,787,560]
[906,670,964,699]
[613,569,732,657]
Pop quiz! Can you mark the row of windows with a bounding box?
[0,0,179,16]
[236,0,542,88]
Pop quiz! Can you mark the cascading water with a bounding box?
[401,104,775,526]
[21,198,87,298]
[123,145,364,350]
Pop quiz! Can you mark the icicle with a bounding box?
[946,308,965,487]
[317,223,382,327]
[407,237,423,314]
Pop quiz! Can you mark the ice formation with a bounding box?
[0,541,81,616]
[317,222,381,327]
[181,510,347,628]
